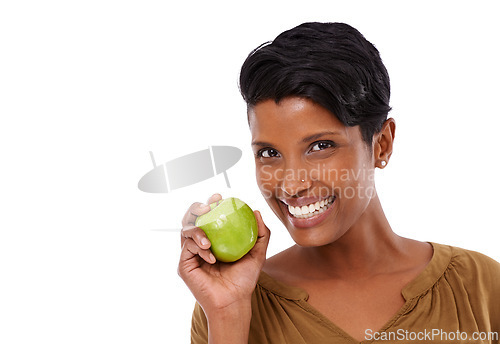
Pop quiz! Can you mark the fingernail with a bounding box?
[201,238,210,246]
[209,253,216,263]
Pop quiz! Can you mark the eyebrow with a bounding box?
[301,131,341,143]
[251,131,341,147]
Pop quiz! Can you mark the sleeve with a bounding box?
[190,302,209,344]
[476,253,500,344]
[476,252,500,336]
[455,247,500,337]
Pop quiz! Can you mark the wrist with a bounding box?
[206,300,252,344]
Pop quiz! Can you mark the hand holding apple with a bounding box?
[178,193,270,322]
[195,197,258,262]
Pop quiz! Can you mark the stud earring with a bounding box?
[381,161,387,167]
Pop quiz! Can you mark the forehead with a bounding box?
[248,97,351,141]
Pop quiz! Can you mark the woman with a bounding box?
[178,22,500,343]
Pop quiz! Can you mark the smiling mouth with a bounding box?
[286,196,335,219]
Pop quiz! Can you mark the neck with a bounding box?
[296,193,405,279]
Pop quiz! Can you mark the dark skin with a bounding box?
[178,96,432,343]
[249,97,433,342]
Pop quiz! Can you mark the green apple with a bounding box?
[195,197,258,262]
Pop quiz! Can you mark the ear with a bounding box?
[373,118,396,168]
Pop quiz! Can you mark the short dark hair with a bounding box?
[239,22,391,146]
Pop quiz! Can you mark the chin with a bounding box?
[287,227,341,247]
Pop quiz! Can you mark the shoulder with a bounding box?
[436,243,500,294]
[447,244,500,276]
[439,244,500,323]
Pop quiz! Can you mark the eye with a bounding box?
[310,140,335,152]
[257,148,280,158]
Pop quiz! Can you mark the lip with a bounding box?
[279,196,331,208]
[279,196,336,228]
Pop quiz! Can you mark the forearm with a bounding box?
[206,300,252,344]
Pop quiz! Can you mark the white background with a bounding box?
[1,1,499,343]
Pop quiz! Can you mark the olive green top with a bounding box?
[191,242,500,343]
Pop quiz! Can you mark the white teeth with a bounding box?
[287,196,334,219]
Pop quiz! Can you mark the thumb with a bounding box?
[250,210,271,258]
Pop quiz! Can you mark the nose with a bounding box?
[280,167,312,197]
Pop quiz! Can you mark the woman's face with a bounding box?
[249,97,379,247]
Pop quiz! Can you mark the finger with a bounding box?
[181,202,211,227]
[178,239,214,280]
[248,210,271,260]
[206,193,222,206]
[255,210,271,244]
[180,225,212,248]
[180,238,216,266]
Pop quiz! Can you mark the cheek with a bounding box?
[338,166,376,203]
[255,164,279,199]
[320,155,375,201]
